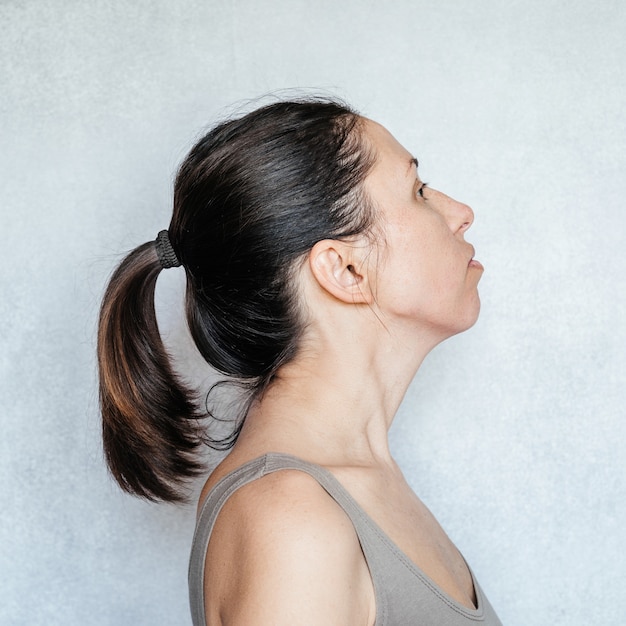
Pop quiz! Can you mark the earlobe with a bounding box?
[308,240,372,304]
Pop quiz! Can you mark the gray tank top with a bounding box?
[189,453,503,626]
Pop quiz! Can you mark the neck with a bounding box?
[237,305,443,467]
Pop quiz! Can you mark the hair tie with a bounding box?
[155,230,181,269]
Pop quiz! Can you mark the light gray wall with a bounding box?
[2,1,625,624]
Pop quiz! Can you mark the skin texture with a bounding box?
[199,119,484,626]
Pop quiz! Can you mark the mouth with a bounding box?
[468,246,484,270]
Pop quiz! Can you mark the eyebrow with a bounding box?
[407,157,419,175]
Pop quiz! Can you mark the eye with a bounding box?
[417,182,429,198]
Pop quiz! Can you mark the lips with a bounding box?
[467,245,484,270]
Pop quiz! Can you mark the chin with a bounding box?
[461,297,482,333]
[437,297,482,341]
[464,296,482,330]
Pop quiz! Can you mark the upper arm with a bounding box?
[204,470,375,626]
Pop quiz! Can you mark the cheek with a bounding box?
[375,219,470,319]
[398,246,474,322]
[382,246,454,312]
[405,241,459,294]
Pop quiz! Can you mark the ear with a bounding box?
[308,239,373,304]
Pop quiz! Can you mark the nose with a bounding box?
[431,189,474,236]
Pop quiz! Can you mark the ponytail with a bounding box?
[97,99,375,502]
[97,241,204,502]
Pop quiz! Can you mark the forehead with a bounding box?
[361,119,415,192]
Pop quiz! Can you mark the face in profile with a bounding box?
[361,119,483,340]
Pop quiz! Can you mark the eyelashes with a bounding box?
[417,182,429,198]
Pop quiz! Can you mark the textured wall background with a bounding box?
[2,1,625,624]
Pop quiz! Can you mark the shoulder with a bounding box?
[204,468,375,626]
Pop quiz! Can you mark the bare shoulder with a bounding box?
[203,469,375,626]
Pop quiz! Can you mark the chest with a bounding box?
[336,467,477,610]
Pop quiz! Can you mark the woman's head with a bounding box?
[170,99,376,386]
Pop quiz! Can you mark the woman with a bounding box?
[98,99,502,625]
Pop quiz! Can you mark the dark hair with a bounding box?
[98,99,376,502]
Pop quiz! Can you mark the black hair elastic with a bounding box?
[155,230,181,269]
